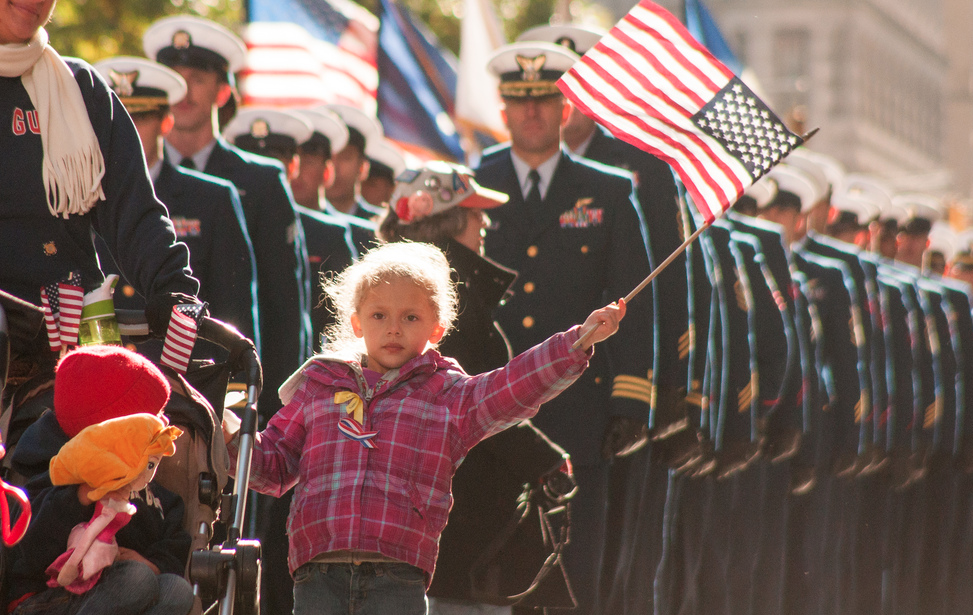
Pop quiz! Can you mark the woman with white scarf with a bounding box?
[0,0,200,369]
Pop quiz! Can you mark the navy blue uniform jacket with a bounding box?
[197,138,310,414]
[99,161,258,342]
[477,146,654,466]
[0,60,196,306]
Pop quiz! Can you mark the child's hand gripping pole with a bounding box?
[574,299,627,352]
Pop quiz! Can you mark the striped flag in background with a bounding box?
[160,304,206,373]
[557,0,804,223]
[241,0,379,114]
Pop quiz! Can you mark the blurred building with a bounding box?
[595,0,973,218]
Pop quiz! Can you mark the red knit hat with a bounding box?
[54,346,171,438]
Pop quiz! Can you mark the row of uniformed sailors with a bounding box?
[648,147,973,615]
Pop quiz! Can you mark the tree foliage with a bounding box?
[47,0,611,67]
[47,0,243,63]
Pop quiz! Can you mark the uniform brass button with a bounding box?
[522,316,535,329]
[123,285,136,297]
[594,376,602,384]
[580,245,589,254]
[523,282,535,293]
[527,245,539,257]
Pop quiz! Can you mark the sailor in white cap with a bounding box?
[361,138,407,209]
[759,163,820,245]
[889,193,943,268]
[926,221,957,277]
[223,106,313,179]
[92,57,257,344]
[781,147,841,236]
[824,174,891,249]
[289,107,349,212]
[476,41,656,615]
[323,104,386,220]
[144,15,312,421]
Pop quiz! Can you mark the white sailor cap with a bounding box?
[887,193,943,235]
[366,139,407,180]
[93,56,186,113]
[517,24,607,55]
[832,174,893,224]
[325,104,383,153]
[766,163,818,213]
[781,148,833,206]
[928,221,958,263]
[487,42,580,98]
[223,107,313,160]
[144,16,247,78]
[743,175,778,209]
[292,107,349,158]
[391,161,508,224]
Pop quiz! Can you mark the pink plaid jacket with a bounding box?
[232,327,590,579]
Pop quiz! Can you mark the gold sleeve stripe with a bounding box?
[613,375,652,404]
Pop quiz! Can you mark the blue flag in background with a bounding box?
[684,0,742,76]
[377,0,465,161]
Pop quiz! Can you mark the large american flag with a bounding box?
[240,0,379,115]
[557,0,803,223]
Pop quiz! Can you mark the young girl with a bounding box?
[224,241,625,614]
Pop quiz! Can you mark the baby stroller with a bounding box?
[0,295,263,615]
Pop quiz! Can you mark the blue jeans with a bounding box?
[13,560,194,615]
[293,562,428,615]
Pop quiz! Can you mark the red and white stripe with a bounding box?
[160,307,199,373]
[39,287,61,353]
[239,21,378,115]
[557,0,749,223]
[57,283,84,348]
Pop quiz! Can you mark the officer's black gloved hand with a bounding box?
[146,292,207,338]
[601,415,649,459]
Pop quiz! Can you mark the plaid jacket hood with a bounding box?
[235,328,590,581]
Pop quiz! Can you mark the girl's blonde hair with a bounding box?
[323,242,458,353]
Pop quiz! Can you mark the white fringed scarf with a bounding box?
[0,28,105,218]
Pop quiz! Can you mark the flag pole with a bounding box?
[572,219,712,350]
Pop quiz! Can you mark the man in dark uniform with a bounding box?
[0,5,198,382]
[143,15,311,417]
[223,105,356,615]
[289,106,378,259]
[323,103,386,221]
[759,163,862,615]
[91,56,257,344]
[477,41,655,615]
[223,106,357,352]
[360,136,405,209]
[516,24,682,615]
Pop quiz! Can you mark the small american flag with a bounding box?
[557,0,804,223]
[57,282,84,348]
[160,304,206,373]
[39,283,62,353]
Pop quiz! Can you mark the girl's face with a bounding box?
[351,278,445,374]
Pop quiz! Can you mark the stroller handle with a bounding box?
[115,309,262,398]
